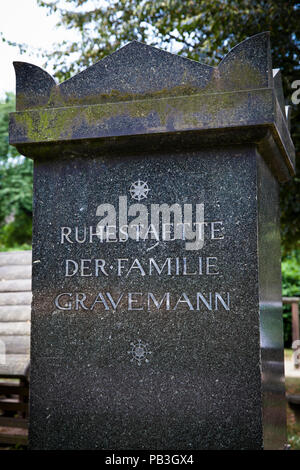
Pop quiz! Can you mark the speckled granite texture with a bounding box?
[9,33,295,450]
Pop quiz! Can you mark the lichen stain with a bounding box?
[11,87,264,144]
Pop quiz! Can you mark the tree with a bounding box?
[36,1,299,79]
[0,93,33,250]
[13,0,300,252]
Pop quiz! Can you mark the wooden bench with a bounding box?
[0,374,29,446]
[0,250,31,447]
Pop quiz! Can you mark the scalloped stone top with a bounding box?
[14,32,274,111]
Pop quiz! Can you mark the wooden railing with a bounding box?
[0,374,29,446]
[0,250,31,447]
[282,296,300,343]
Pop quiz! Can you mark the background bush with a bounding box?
[282,250,300,346]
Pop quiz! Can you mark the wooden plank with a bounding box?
[0,384,29,396]
[0,292,32,306]
[0,354,30,376]
[0,374,27,380]
[0,400,28,412]
[292,302,300,343]
[0,280,31,292]
[0,305,31,322]
[0,417,28,428]
[0,322,30,336]
[282,296,300,303]
[0,251,32,266]
[0,336,30,354]
[0,265,31,280]
[0,433,28,445]
[0,380,19,387]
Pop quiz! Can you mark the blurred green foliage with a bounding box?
[0,93,33,251]
[282,250,300,346]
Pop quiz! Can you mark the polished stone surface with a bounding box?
[9,33,295,450]
[13,32,272,111]
[257,152,287,449]
[9,33,295,183]
[29,145,262,449]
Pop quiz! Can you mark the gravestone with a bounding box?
[9,32,295,450]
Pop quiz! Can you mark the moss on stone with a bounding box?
[11,87,270,144]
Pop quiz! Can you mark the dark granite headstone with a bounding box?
[10,32,295,450]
